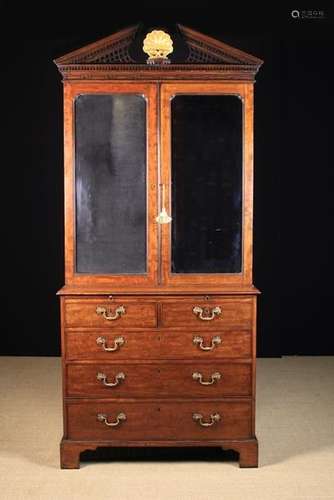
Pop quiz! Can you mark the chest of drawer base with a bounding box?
[60,294,258,468]
[60,436,258,469]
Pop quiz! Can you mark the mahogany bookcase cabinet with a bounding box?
[55,24,263,469]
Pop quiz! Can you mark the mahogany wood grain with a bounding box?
[66,362,252,398]
[66,400,252,441]
[59,69,259,81]
[251,291,257,435]
[57,285,261,295]
[222,438,258,468]
[60,297,68,436]
[161,299,253,329]
[64,299,157,328]
[66,330,159,360]
[65,328,252,360]
[60,439,98,469]
[60,437,258,468]
[160,329,252,359]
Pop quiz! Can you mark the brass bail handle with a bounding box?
[193,413,221,427]
[96,336,124,352]
[193,335,222,351]
[156,184,172,224]
[192,306,222,321]
[96,305,126,321]
[97,413,126,427]
[192,371,222,386]
[97,372,126,387]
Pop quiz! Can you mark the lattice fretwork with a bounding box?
[92,45,133,63]
[64,34,136,65]
[187,45,224,64]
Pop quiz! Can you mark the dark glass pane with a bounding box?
[75,94,147,274]
[171,95,242,274]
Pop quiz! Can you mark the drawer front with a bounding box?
[67,400,252,440]
[161,363,252,397]
[161,299,253,329]
[160,330,252,359]
[66,363,252,398]
[65,329,251,361]
[67,364,160,397]
[64,299,157,328]
[65,330,160,360]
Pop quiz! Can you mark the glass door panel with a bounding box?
[67,83,158,286]
[171,95,242,274]
[75,94,147,274]
[160,83,251,286]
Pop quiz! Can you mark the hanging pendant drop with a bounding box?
[156,207,172,224]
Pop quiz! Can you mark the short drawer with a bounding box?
[65,329,252,361]
[64,298,157,328]
[66,362,252,398]
[161,298,253,329]
[65,330,159,360]
[66,400,252,441]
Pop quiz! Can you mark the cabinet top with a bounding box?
[54,24,263,82]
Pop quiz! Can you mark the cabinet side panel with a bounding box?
[60,296,68,437]
[252,295,257,435]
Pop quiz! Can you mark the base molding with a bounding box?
[60,437,258,469]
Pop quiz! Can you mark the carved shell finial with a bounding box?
[143,30,173,64]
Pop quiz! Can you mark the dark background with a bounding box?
[1,4,333,357]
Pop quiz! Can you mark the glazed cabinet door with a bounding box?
[160,83,253,286]
[64,83,158,286]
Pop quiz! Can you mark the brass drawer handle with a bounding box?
[97,372,125,387]
[96,336,125,352]
[192,306,221,321]
[96,305,126,321]
[193,413,221,427]
[193,335,222,351]
[97,412,126,427]
[192,371,221,385]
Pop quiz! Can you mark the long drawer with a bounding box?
[65,329,252,360]
[66,400,252,441]
[161,299,253,329]
[66,362,252,398]
[64,299,158,329]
